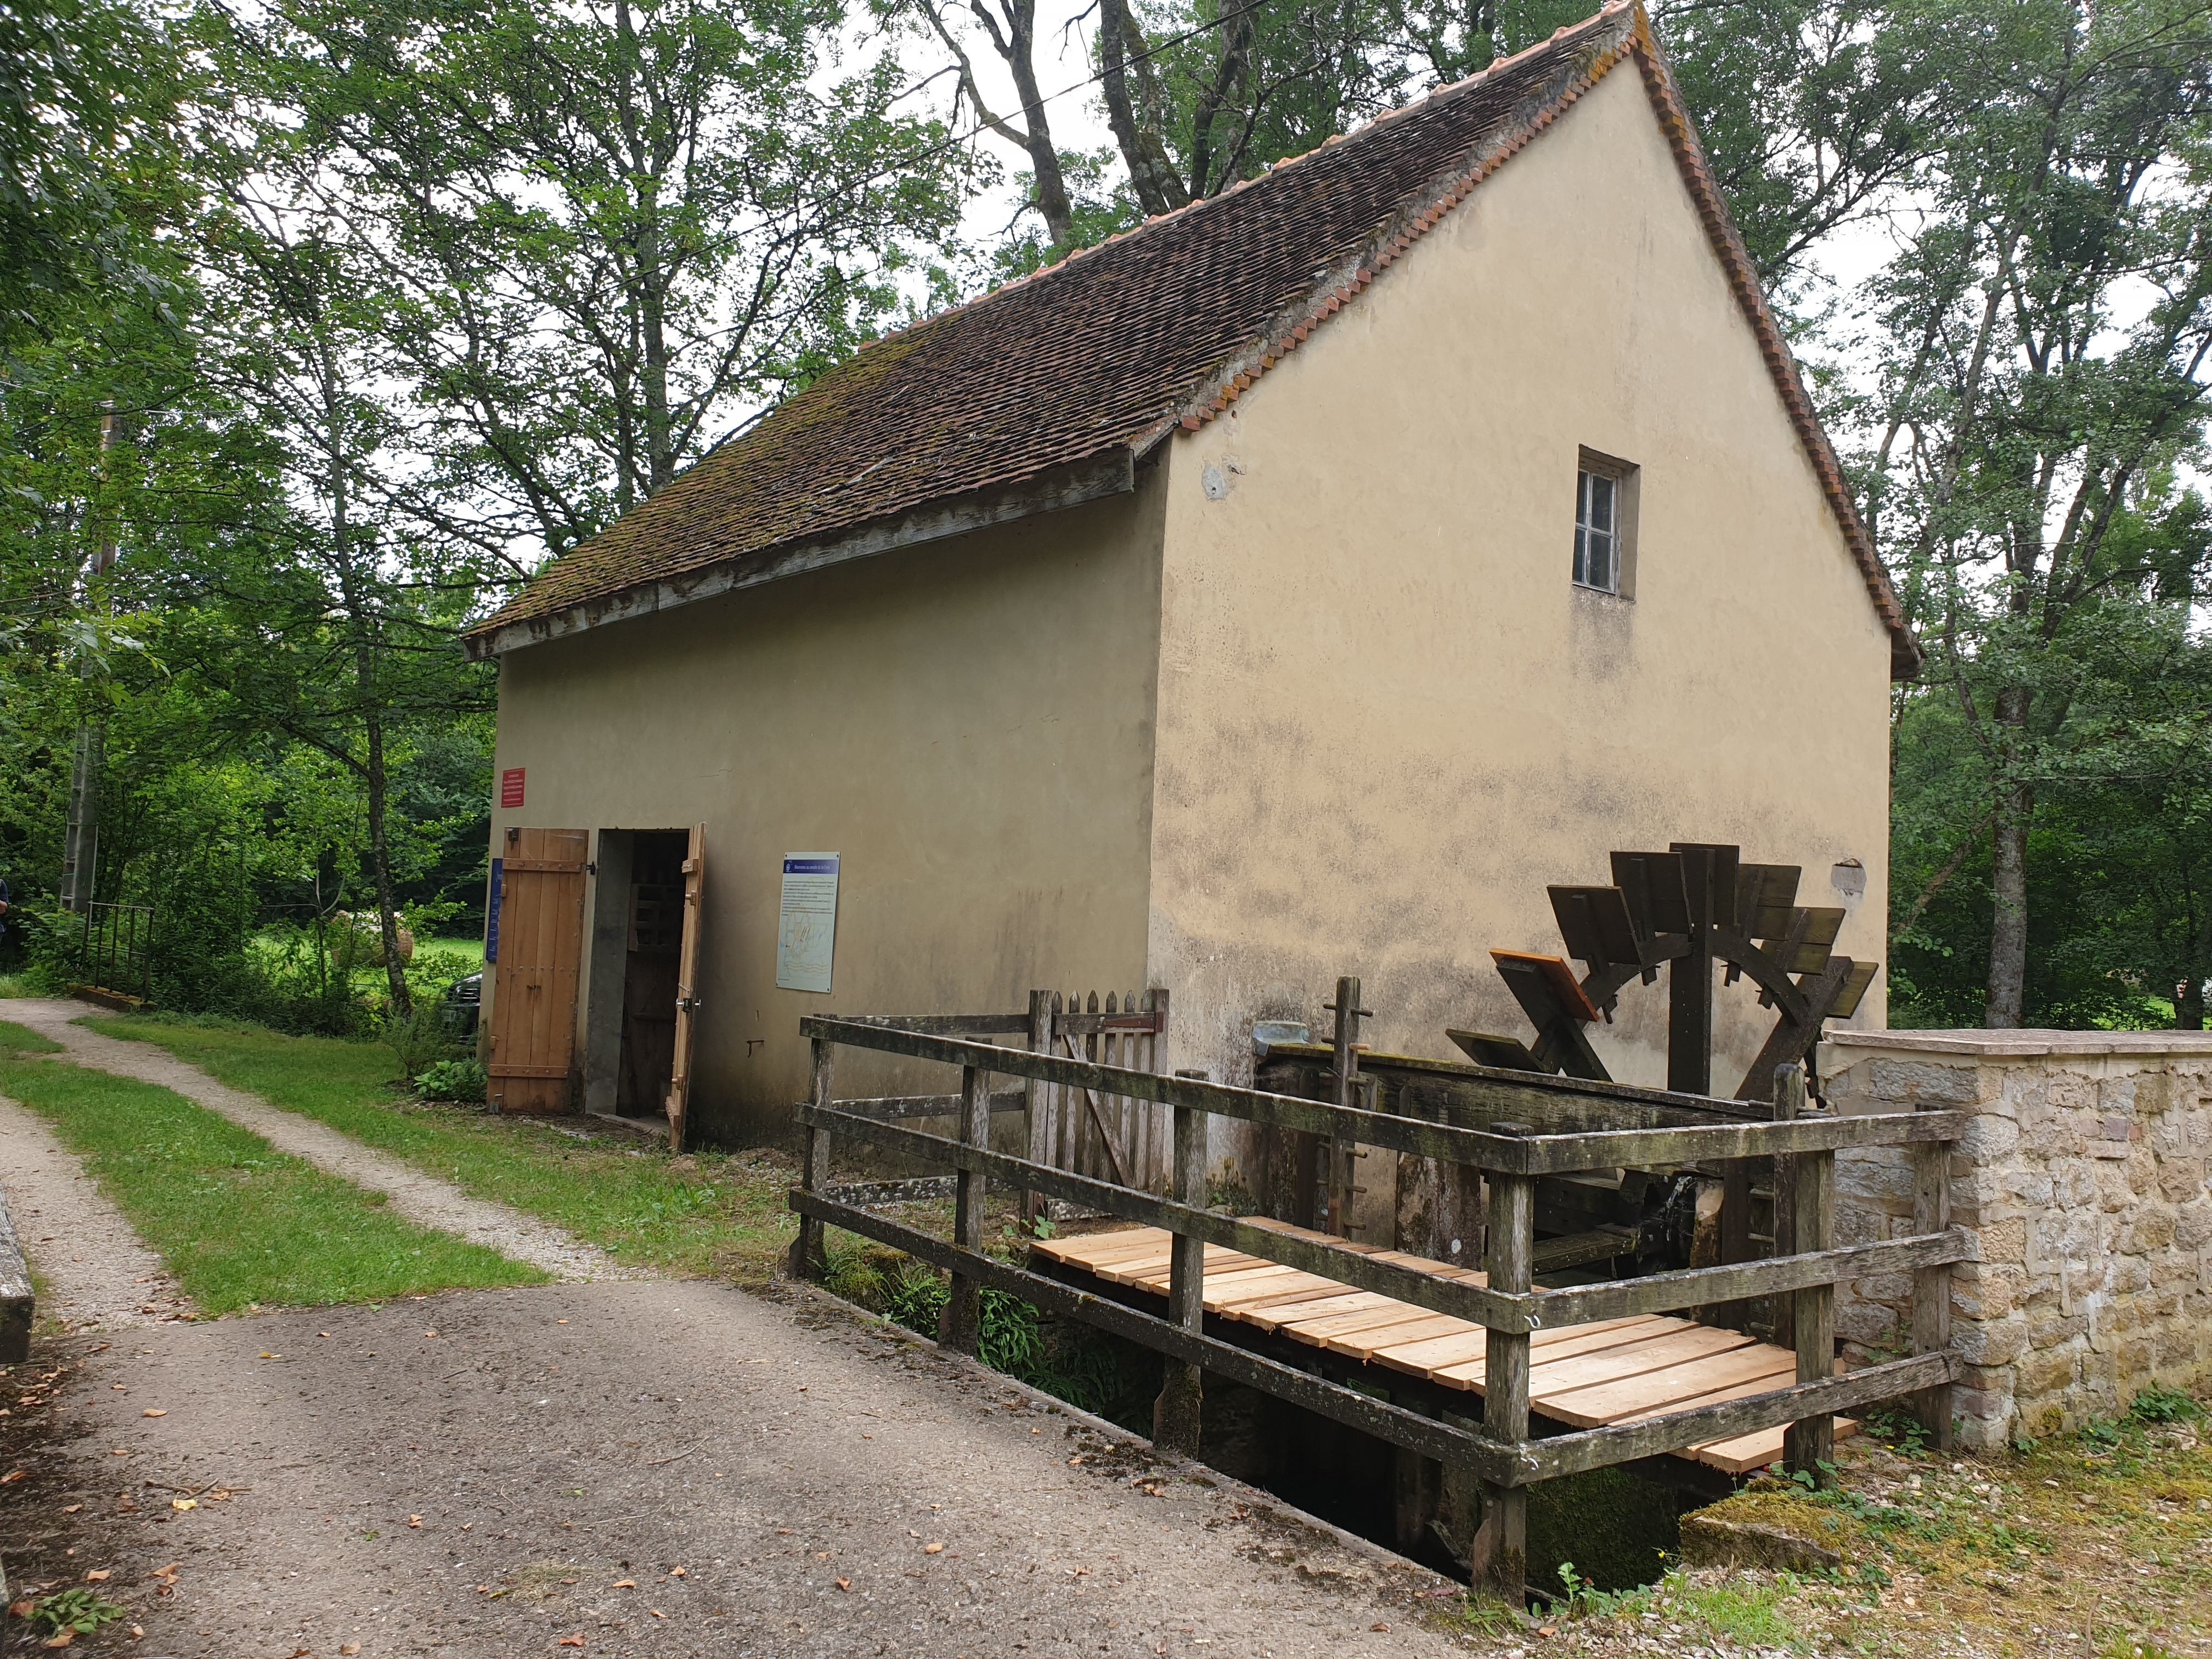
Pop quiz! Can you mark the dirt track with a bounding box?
[2,1278,1473,1658]
[1,1000,627,1282]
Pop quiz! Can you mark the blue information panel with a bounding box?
[776,853,839,992]
[484,857,503,964]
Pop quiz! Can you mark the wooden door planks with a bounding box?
[487,826,588,1115]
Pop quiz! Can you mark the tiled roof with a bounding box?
[466,2,1917,676]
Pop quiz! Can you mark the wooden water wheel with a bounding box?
[1457,842,1877,1105]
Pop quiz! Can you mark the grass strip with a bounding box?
[0,1030,544,1313]
[82,1017,798,1280]
[0,1021,61,1057]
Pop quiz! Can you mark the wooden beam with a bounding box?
[1023,989,1054,1225]
[1155,1094,1207,1454]
[1525,1230,1971,1328]
[833,1091,1026,1120]
[787,1038,837,1279]
[941,1063,990,1353]
[1475,1126,1534,1605]
[1515,1350,1960,1483]
[1911,1115,1956,1449]
[800,1017,1962,1175]
[1264,1041,1769,1124]
[797,1103,1537,1331]
[1785,1135,1836,1479]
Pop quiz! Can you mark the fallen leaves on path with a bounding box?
[555,1635,585,1647]
[611,1580,635,1589]
[923,1542,944,1555]
[141,1409,165,1418]
[82,1572,110,1583]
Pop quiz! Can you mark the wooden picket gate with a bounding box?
[1025,989,1170,1196]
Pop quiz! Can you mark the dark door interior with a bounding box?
[616,829,691,1117]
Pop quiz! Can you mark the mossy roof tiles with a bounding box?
[467,2,1916,676]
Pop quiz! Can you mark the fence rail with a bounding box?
[787,1006,1963,1602]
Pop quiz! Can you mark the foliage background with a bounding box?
[2,0,2207,1041]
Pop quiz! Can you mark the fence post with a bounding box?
[1910,1108,1955,1449]
[1770,1065,1800,1352]
[940,1061,991,1354]
[1782,1064,1835,1481]
[1472,1124,1532,1607]
[1023,990,1053,1225]
[1155,1071,1208,1454]
[1324,975,1369,1237]
[787,1037,836,1280]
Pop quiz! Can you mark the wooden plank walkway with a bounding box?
[1031,1220,1854,1475]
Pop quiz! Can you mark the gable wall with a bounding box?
[486,473,1167,1144]
[1148,64,1894,1130]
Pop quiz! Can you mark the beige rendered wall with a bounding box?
[486,475,1166,1144]
[1148,63,1894,1105]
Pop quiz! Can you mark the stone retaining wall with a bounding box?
[1821,1029,2212,1448]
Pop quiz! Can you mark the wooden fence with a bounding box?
[787,1013,1966,1603]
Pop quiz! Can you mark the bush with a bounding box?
[2129,1381,2202,1424]
[384,1008,454,1078]
[415,1058,486,1103]
[821,1239,1152,1424]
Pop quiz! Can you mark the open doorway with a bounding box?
[584,828,692,1122]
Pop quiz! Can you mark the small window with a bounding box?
[1571,449,1638,597]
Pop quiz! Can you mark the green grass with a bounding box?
[82,1015,799,1279]
[0,1026,543,1312]
[0,1020,61,1056]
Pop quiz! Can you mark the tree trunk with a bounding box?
[321,352,413,1020]
[1098,0,1187,217]
[2178,897,2210,1031]
[998,0,1073,246]
[1985,688,2033,1028]
[360,711,412,1017]
[613,0,675,492]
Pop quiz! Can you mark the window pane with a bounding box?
[1588,528,1613,591]
[1573,523,1589,585]
[1589,472,1614,535]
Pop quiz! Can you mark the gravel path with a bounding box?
[2,1282,1479,1658]
[1,1000,631,1284]
[0,1093,195,1333]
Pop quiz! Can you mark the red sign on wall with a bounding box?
[499,768,526,809]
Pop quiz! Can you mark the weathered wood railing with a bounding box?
[786,1014,1968,1602]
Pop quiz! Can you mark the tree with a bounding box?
[1864,0,2212,1026]
[232,0,971,570]
[159,136,492,1015]
[910,0,1079,246]
[0,0,180,356]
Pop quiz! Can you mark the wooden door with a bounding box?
[487,826,588,1115]
[663,823,706,1150]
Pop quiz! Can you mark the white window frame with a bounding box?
[1572,448,1639,599]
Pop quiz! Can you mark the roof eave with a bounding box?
[464,445,1141,661]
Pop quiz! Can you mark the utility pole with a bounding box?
[60,405,117,912]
